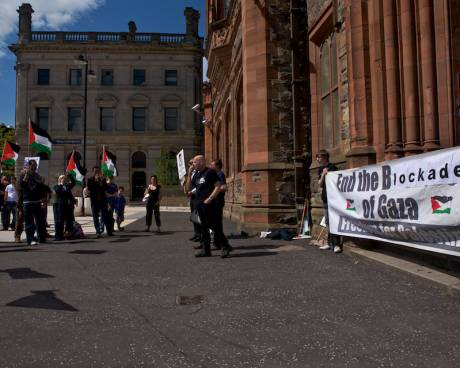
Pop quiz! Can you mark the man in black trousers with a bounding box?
[185,159,201,242]
[84,166,113,237]
[189,155,232,258]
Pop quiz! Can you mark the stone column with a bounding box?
[400,0,422,154]
[383,0,403,159]
[345,0,375,167]
[419,0,439,150]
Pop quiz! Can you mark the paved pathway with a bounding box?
[0,212,459,367]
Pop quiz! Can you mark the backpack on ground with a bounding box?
[72,221,84,239]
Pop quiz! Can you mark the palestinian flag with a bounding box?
[346,199,356,211]
[66,151,84,185]
[1,141,20,166]
[431,196,452,214]
[101,145,118,177]
[29,120,52,156]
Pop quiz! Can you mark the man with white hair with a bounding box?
[189,155,232,258]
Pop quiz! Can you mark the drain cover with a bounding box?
[176,295,204,305]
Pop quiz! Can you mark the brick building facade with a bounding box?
[206,0,460,234]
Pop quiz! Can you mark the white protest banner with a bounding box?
[326,146,460,257]
[176,149,187,179]
[24,156,41,171]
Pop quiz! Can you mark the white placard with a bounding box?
[176,149,187,179]
[326,146,460,257]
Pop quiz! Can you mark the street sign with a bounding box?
[53,139,82,144]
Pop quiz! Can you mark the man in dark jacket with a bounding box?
[19,160,46,245]
[84,166,113,237]
[189,155,231,258]
[317,149,342,253]
[53,174,76,240]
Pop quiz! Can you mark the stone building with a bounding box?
[10,3,203,200]
[204,0,460,234]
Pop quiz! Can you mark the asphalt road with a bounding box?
[0,212,459,367]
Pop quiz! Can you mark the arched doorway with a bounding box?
[132,151,146,169]
[132,172,146,201]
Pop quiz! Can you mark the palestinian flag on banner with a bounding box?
[431,196,453,214]
[1,141,20,166]
[29,120,52,156]
[346,199,356,211]
[66,151,84,185]
[101,145,118,177]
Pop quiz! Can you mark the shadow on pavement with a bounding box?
[153,231,175,236]
[109,238,131,243]
[0,248,40,253]
[0,268,54,279]
[231,251,278,258]
[6,290,78,312]
[69,250,107,255]
[231,244,281,251]
[66,240,97,244]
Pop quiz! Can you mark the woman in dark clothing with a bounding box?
[53,174,76,241]
[144,175,161,232]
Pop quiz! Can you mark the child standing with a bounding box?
[114,186,126,231]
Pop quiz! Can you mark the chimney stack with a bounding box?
[18,3,34,44]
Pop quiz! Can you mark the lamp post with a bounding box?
[75,54,95,215]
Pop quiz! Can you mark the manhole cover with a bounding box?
[176,295,204,305]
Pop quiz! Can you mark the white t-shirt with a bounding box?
[5,184,18,202]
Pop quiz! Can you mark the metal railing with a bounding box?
[31,31,188,45]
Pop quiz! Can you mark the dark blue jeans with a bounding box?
[24,202,46,244]
[2,201,17,230]
[91,200,112,234]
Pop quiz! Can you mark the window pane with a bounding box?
[322,95,332,148]
[332,89,340,147]
[37,69,50,85]
[320,42,330,94]
[133,69,146,86]
[133,108,145,131]
[100,108,113,131]
[331,33,338,87]
[165,70,177,86]
[68,108,81,131]
[164,108,178,131]
[70,69,82,85]
[101,69,114,86]
[36,108,49,131]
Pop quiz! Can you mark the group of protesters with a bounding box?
[0,161,126,245]
[0,154,235,258]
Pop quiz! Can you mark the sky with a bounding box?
[0,0,207,126]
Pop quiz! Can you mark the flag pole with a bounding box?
[27,117,31,157]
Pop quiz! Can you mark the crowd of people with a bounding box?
[0,155,233,258]
[0,152,343,258]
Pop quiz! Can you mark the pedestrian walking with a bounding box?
[84,166,114,237]
[317,149,342,253]
[144,175,161,232]
[114,186,126,231]
[185,159,202,242]
[19,159,47,245]
[210,159,227,250]
[190,155,232,258]
[3,176,18,230]
[53,174,76,241]
[0,176,10,230]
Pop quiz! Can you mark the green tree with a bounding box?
[0,124,16,177]
[155,148,179,185]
